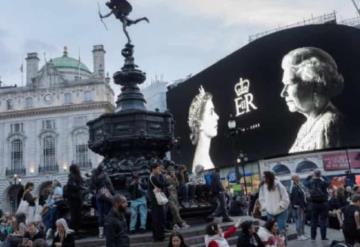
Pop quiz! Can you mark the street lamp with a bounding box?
[8,174,21,186]
[237,151,249,195]
[227,115,241,184]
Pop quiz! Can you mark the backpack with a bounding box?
[309,179,327,203]
[204,172,213,187]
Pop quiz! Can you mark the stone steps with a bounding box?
[76,216,250,247]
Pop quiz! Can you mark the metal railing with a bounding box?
[38,164,59,173]
[248,11,337,42]
[339,16,360,27]
[5,167,26,176]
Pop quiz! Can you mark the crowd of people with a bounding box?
[1,159,359,247]
[0,164,86,246]
[248,170,360,246]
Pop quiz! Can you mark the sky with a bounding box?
[0,0,357,91]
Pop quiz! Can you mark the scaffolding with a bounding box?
[339,16,360,27]
[248,11,337,43]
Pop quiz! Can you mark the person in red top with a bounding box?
[204,219,241,247]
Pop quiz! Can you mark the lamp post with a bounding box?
[237,152,248,195]
[227,116,241,184]
[8,174,21,186]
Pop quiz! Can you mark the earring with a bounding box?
[313,93,320,108]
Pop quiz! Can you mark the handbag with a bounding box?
[98,187,113,202]
[150,176,168,206]
[16,200,29,215]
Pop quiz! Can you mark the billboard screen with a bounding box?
[167,24,360,172]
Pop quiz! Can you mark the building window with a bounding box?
[10,123,23,134]
[42,120,56,130]
[84,91,93,102]
[6,99,13,110]
[25,97,33,108]
[64,93,72,104]
[74,132,91,169]
[43,136,56,167]
[11,139,23,170]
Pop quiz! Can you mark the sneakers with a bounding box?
[181,223,190,229]
[297,235,308,240]
[173,224,181,231]
[98,227,104,239]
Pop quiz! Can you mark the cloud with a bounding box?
[23,39,58,55]
[139,0,353,27]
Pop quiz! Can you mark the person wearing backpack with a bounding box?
[305,170,330,241]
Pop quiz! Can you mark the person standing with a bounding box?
[90,164,114,238]
[104,194,130,247]
[164,166,189,230]
[305,170,329,241]
[289,175,308,240]
[22,182,37,223]
[128,172,147,234]
[339,194,360,246]
[210,168,232,223]
[149,162,168,242]
[259,171,290,235]
[64,164,84,235]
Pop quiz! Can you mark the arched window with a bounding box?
[74,131,91,169]
[11,139,23,170]
[43,136,56,168]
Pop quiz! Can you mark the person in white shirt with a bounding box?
[259,171,290,235]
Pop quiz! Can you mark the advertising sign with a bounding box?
[167,24,360,171]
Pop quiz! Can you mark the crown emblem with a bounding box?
[234,78,250,97]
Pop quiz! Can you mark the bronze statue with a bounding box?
[99,0,149,44]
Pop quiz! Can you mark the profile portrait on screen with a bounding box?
[280,47,344,153]
[188,86,219,172]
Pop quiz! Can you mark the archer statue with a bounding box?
[99,0,149,44]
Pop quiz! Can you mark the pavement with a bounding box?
[288,225,344,247]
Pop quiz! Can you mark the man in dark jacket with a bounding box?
[290,175,308,240]
[305,170,330,241]
[104,194,130,247]
[210,168,232,222]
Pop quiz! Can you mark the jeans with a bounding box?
[42,206,58,231]
[310,202,328,240]
[214,192,230,218]
[292,207,305,236]
[96,198,112,227]
[267,208,289,233]
[129,196,147,231]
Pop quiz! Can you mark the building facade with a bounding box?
[0,45,114,212]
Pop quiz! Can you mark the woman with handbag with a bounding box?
[149,162,168,242]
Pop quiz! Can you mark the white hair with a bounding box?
[282,47,344,98]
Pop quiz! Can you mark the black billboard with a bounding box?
[167,24,360,172]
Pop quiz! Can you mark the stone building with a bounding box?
[0,45,114,212]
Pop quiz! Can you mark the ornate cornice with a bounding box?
[0,101,115,120]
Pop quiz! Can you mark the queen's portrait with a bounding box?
[188,86,219,172]
[280,47,344,153]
